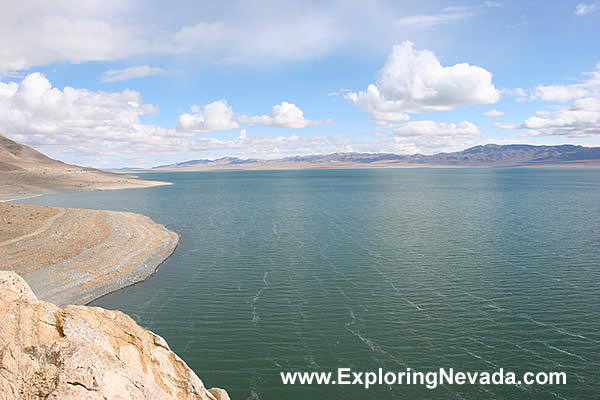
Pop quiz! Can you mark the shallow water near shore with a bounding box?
[22,168,600,399]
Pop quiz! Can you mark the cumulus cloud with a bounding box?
[238,101,328,128]
[0,72,160,139]
[345,41,499,121]
[0,72,202,166]
[520,97,600,136]
[483,109,504,117]
[0,73,345,167]
[504,64,600,137]
[176,101,239,133]
[575,3,598,15]
[101,65,164,82]
[0,72,500,168]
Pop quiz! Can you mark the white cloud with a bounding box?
[483,109,504,117]
[0,2,355,75]
[0,73,349,167]
[500,87,528,102]
[0,72,160,139]
[238,101,327,128]
[0,2,148,76]
[0,1,549,78]
[0,72,501,167]
[500,87,526,96]
[520,97,600,136]
[170,16,343,63]
[176,100,239,133]
[101,65,164,82]
[364,119,483,155]
[493,122,516,130]
[575,3,599,15]
[345,41,499,121]
[0,71,199,166]
[528,64,600,102]
[395,3,505,29]
[513,64,600,137]
[532,85,590,102]
[395,7,473,28]
[391,120,481,137]
[512,88,527,97]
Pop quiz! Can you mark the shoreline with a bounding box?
[0,200,180,307]
[0,193,43,203]
[0,172,173,202]
[84,233,180,306]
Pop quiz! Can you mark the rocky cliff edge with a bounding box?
[0,271,229,400]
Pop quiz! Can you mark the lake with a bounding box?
[22,168,600,399]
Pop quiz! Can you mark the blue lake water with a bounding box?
[22,168,600,399]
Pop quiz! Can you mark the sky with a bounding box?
[0,0,599,168]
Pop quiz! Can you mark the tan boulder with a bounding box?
[0,271,228,400]
[208,388,231,400]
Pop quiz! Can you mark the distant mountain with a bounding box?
[145,144,600,171]
[152,156,259,169]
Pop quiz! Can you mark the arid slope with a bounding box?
[0,133,168,201]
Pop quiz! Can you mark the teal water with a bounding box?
[22,168,600,399]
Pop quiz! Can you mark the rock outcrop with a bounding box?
[0,271,229,400]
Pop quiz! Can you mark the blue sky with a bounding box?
[0,0,599,167]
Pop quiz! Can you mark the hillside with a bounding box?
[0,134,169,201]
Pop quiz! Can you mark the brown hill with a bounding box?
[0,134,168,201]
[0,134,61,171]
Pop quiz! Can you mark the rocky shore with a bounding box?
[0,134,230,399]
[0,203,232,399]
[0,271,229,400]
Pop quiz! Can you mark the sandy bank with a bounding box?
[0,202,179,307]
[0,169,171,202]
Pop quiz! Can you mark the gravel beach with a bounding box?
[0,202,179,307]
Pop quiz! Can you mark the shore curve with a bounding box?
[0,202,179,307]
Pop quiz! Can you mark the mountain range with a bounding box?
[141,144,600,171]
